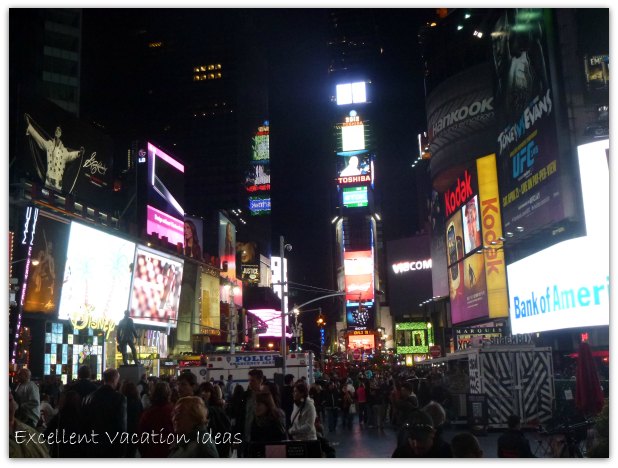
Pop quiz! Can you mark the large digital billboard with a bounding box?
[342,186,368,208]
[339,111,366,152]
[508,140,609,334]
[344,250,374,302]
[19,94,114,208]
[183,216,204,261]
[493,9,567,237]
[146,142,185,246]
[23,212,70,314]
[346,301,375,330]
[59,222,136,327]
[219,213,236,282]
[336,82,367,105]
[247,309,291,338]
[129,245,184,328]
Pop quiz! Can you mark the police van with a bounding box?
[182,351,315,388]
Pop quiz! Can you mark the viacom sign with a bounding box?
[508,140,609,334]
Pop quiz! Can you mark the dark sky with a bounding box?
[80,8,433,346]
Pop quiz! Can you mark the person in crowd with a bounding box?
[224,375,235,402]
[169,396,219,458]
[197,381,232,457]
[44,390,82,457]
[261,380,286,428]
[237,369,264,456]
[393,381,419,429]
[228,382,246,453]
[67,365,98,401]
[281,374,295,428]
[140,376,159,410]
[121,380,143,457]
[356,379,368,427]
[422,401,453,457]
[14,368,41,429]
[138,381,174,458]
[451,432,484,458]
[136,373,149,397]
[288,381,317,441]
[341,382,355,430]
[392,410,437,458]
[176,371,198,398]
[80,367,127,457]
[250,391,286,443]
[497,414,536,457]
[9,391,50,458]
[323,380,342,433]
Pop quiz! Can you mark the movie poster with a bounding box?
[23,213,70,314]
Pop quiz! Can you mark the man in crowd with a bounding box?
[13,368,41,428]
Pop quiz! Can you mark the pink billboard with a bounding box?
[344,250,374,302]
[248,308,291,338]
[146,205,184,247]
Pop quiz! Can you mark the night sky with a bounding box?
[79,8,434,348]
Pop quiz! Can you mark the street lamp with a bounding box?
[279,236,292,376]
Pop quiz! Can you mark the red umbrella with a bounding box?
[575,342,605,417]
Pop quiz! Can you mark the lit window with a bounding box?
[209,73,214,79]
[216,72,221,78]
[217,64,222,69]
[148,42,162,48]
[200,66,206,71]
[194,67,200,73]
[208,64,214,70]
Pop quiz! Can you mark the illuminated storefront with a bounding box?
[395,322,434,365]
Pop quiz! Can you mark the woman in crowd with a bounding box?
[288,381,317,441]
[250,391,286,443]
[169,396,219,458]
[138,381,174,458]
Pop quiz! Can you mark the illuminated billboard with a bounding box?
[200,271,221,335]
[219,213,236,282]
[346,301,375,330]
[342,186,368,208]
[344,250,374,302]
[249,196,271,215]
[23,212,70,315]
[336,82,367,105]
[245,164,270,192]
[508,140,609,335]
[130,245,183,328]
[493,9,567,238]
[446,155,508,324]
[248,308,291,338]
[147,142,185,246]
[183,216,204,261]
[252,123,270,161]
[59,222,136,327]
[340,111,366,152]
[347,332,375,351]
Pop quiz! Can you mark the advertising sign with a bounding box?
[508,139,609,334]
[200,271,221,335]
[247,309,291,338]
[337,152,371,183]
[342,186,369,208]
[23,212,70,314]
[348,333,375,351]
[183,216,204,261]
[344,250,374,302]
[336,82,367,105]
[346,301,375,330]
[249,196,271,215]
[59,222,136,326]
[219,213,236,282]
[386,235,432,316]
[429,190,449,298]
[252,123,270,161]
[339,111,366,152]
[245,164,270,192]
[19,95,114,207]
[492,9,565,236]
[147,142,185,245]
[238,241,260,284]
[130,245,184,328]
[454,326,504,351]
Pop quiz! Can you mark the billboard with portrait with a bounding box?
[18,94,114,209]
[492,9,567,236]
[23,212,70,315]
[183,216,204,261]
[337,152,372,182]
[130,245,183,328]
[219,213,236,282]
[58,222,136,327]
[146,142,185,246]
[462,195,482,254]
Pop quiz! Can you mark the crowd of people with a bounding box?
[9,363,542,458]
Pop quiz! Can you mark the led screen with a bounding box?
[344,250,374,301]
[341,123,365,152]
[248,308,291,338]
[346,301,375,330]
[462,195,482,254]
[147,142,185,244]
[348,334,375,351]
[130,245,183,328]
[219,213,236,282]
[336,82,367,105]
[342,187,368,208]
[508,139,609,334]
[59,222,136,325]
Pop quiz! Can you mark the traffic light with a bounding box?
[317,313,326,327]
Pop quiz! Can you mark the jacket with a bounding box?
[289,397,317,441]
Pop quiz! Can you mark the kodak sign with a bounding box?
[476,154,508,318]
[444,170,473,217]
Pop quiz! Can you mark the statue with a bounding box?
[117,310,139,366]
